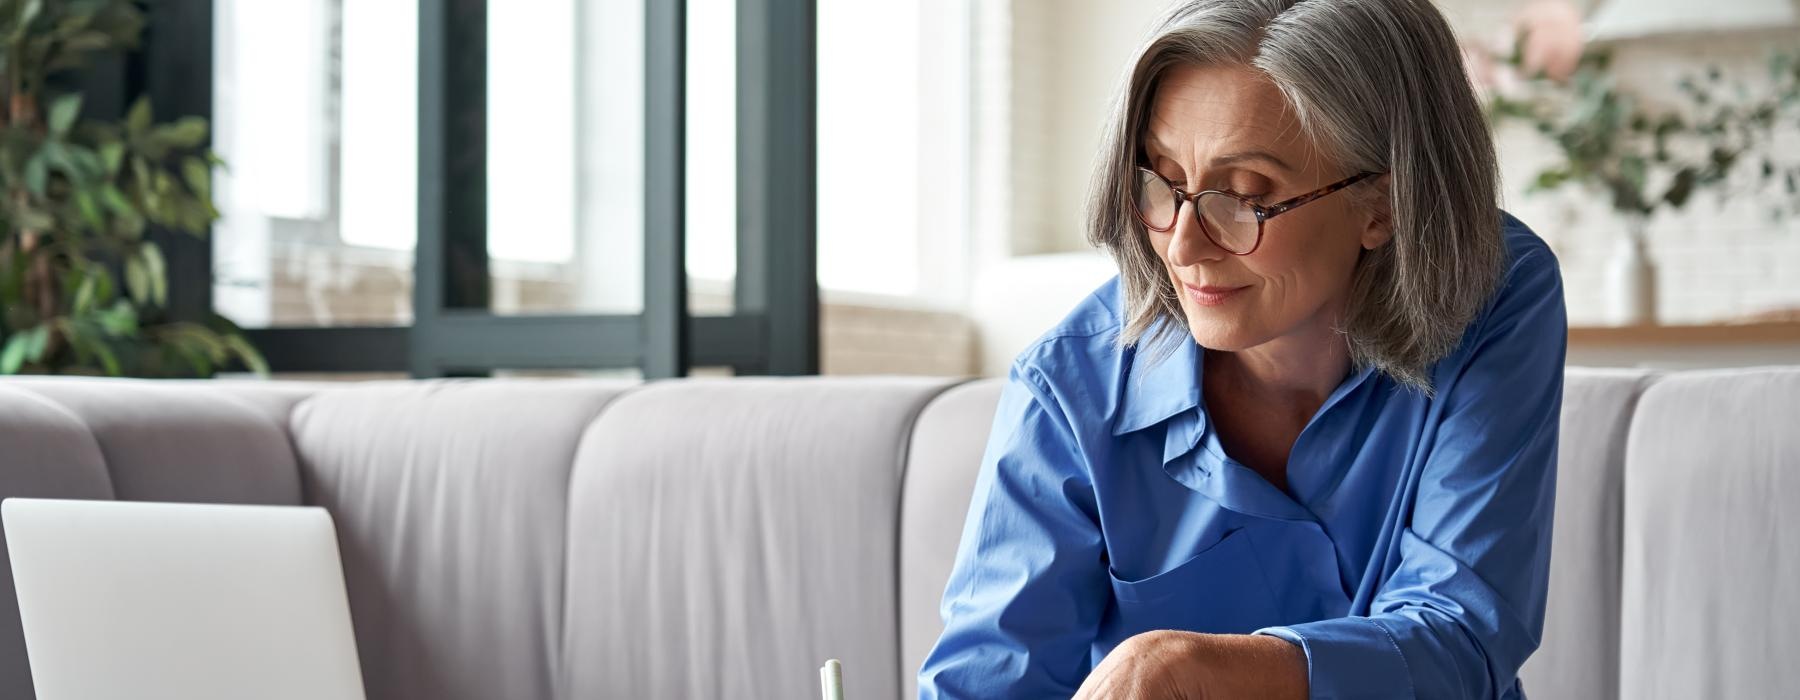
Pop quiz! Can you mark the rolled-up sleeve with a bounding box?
[917,362,1108,699]
[1257,247,1567,700]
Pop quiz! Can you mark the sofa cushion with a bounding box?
[562,376,958,700]
[3,378,306,505]
[290,379,630,700]
[0,384,118,699]
[898,378,1003,700]
[1519,368,1655,700]
[1619,368,1800,700]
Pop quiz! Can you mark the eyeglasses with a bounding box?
[1132,167,1383,255]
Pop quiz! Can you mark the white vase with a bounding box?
[1603,215,1657,326]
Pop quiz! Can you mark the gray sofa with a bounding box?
[0,367,1794,699]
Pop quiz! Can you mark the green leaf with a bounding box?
[223,333,268,376]
[91,339,120,376]
[156,117,208,149]
[1663,168,1698,209]
[16,0,42,32]
[0,334,27,374]
[57,318,123,376]
[125,96,152,138]
[23,152,47,196]
[1529,168,1572,193]
[0,325,46,374]
[98,183,134,217]
[1620,155,1648,193]
[68,144,104,178]
[99,140,123,174]
[141,241,166,306]
[96,299,137,335]
[90,264,114,305]
[125,255,149,305]
[72,272,97,313]
[21,324,48,362]
[41,142,80,185]
[74,189,103,230]
[47,93,81,136]
[180,156,209,200]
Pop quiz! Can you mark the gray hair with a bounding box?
[1088,0,1505,391]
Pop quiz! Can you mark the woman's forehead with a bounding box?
[1143,64,1303,163]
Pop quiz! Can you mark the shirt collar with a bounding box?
[1111,325,1382,439]
[1111,326,1202,436]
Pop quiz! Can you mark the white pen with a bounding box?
[819,658,845,700]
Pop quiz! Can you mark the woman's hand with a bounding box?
[1073,630,1213,699]
[1072,631,1308,700]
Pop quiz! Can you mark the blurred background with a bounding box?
[4,0,1798,381]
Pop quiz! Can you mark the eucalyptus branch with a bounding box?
[1486,36,1800,224]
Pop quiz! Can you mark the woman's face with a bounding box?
[1140,63,1389,352]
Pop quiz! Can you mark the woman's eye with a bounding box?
[1229,182,1273,201]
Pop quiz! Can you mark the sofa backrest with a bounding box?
[1618,368,1800,700]
[560,377,957,700]
[288,380,631,700]
[2,368,1795,700]
[1519,368,1655,700]
[898,379,1003,700]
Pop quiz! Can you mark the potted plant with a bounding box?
[1471,1,1800,325]
[0,0,264,376]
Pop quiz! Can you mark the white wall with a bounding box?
[1005,0,1171,256]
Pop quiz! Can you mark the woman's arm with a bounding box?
[917,362,1110,698]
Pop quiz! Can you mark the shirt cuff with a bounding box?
[1254,617,1415,700]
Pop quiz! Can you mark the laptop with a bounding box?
[2,498,367,700]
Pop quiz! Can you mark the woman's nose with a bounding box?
[1165,200,1228,267]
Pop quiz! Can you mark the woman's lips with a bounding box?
[1183,283,1248,307]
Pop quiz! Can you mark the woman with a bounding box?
[918,1,1564,698]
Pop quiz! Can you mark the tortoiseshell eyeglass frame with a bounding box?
[1133,167,1384,255]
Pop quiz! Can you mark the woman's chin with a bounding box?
[1184,318,1267,352]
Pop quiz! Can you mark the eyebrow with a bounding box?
[1211,150,1293,172]
[1141,135,1294,173]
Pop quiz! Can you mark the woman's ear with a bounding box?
[1360,174,1394,250]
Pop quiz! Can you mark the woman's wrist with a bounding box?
[1186,632,1308,699]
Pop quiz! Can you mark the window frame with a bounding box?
[162,0,819,378]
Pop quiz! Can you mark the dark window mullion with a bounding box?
[141,0,215,326]
[244,327,410,374]
[735,0,818,376]
[643,0,690,379]
[414,0,448,377]
[415,0,491,377]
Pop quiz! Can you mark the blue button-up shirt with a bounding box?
[919,214,1565,699]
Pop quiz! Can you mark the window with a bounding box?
[213,0,412,328]
[204,0,822,376]
[681,1,975,308]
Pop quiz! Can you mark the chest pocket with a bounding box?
[1105,527,1284,636]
